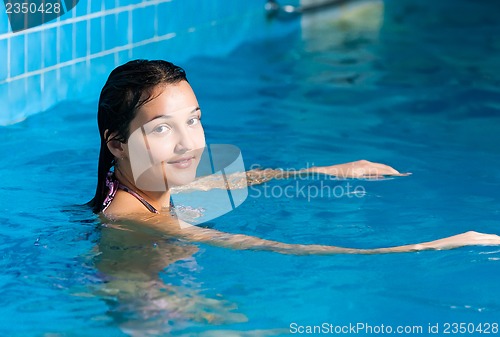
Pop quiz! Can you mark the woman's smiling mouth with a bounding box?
[167,156,195,168]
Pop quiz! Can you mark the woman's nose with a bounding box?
[174,128,195,153]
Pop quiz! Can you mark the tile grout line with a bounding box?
[86,0,91,68]
[7,35,10,80]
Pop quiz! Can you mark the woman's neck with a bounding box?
[114,165,172,213]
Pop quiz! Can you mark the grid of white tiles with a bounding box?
[0,0,188,86]
[0,0,299,125]
[0,0,257,124]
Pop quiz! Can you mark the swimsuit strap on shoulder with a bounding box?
[117,183,160,214]
[102,170,174,214]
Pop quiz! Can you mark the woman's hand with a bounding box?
[418,231,500,251]
[310,160,411,179]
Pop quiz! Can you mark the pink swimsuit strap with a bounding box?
[102,171,167,214]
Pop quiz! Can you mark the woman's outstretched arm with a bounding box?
[171,160,410,193]
[138,216,500,255]
[180,227,500,255]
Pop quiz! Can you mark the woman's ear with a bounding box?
[104,129,126,159]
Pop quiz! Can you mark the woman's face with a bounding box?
[125,81,206,191]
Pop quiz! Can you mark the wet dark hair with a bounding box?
[87,59,188,213]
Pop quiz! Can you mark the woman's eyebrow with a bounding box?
[146,107,200,123]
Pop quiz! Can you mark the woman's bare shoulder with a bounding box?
[102,190,151,218]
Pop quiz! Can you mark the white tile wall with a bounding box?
[0,0,301,125]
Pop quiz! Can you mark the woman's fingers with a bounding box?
[421,231,500,251]
[357,161,411,178]
[463,231,500,245]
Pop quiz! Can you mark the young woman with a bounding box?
[88,59,500,255]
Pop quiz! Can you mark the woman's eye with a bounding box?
[152,125,171,134]
[188,116,201,126]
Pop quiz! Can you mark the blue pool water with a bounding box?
[2,1,500,336]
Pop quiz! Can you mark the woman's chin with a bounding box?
[167,175,197,188]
